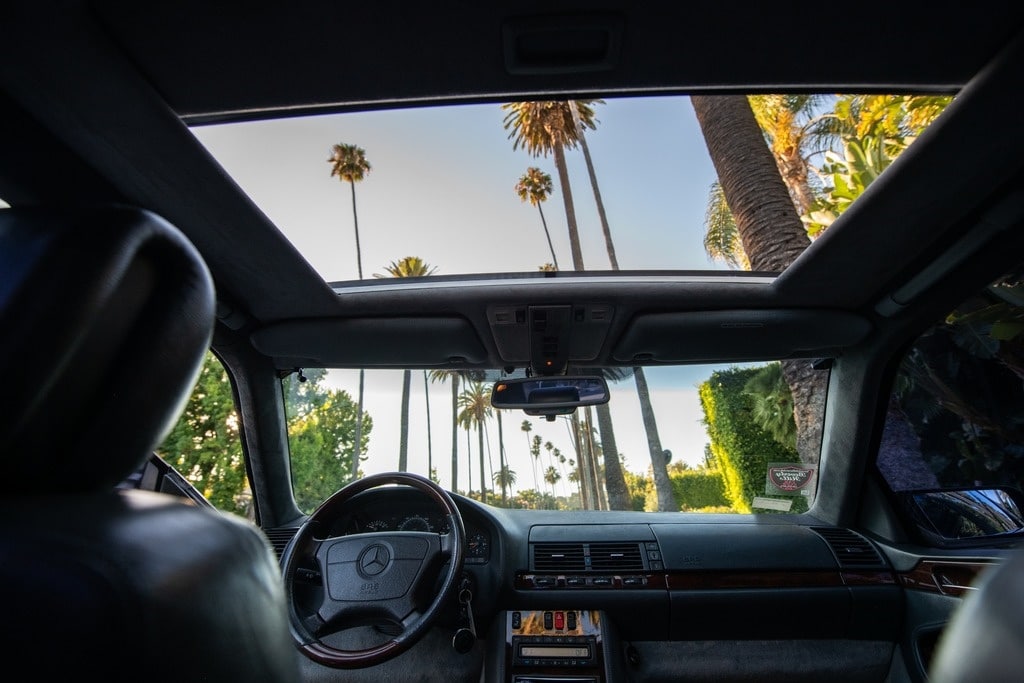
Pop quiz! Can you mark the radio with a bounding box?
[513,635,596,667]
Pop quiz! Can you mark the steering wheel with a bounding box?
[280,472,466,668]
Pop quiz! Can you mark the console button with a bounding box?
[511,611,522,629]
[554,611,565,630]
[543,611,553,629]
[567,611,577,630]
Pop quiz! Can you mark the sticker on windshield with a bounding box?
[766,463,817,497]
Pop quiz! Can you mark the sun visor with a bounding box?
[251,317,487,367]
[612,310,871,363]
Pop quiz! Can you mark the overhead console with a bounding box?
[488,304,614,371]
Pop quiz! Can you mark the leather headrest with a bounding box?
[0,205,215,493]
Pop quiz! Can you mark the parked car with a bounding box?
[3,2,1023,682]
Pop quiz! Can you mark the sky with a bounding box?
[190,95,762,496]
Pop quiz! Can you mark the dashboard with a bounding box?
[328,486,493,565]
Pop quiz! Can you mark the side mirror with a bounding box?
[490,375,610,416]
[899,487,1024,547]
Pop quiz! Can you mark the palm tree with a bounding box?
[633,366,676,511]
[543,465,561,498]
[567,100,617,269]
[458,380,493,503]
[703,181,749,270]
[429,369,467,491]
[496,409,508,505]
[537,99,663,511]
[423,370,433,480]
[375,257,438,471]
[748,94,833,217]
[328,142,372,479]
[515,167,559,269]
[493,465,517,504]
[521,420,533,474]
[502,100,602,271]
[531,434,543,496]
[691,95,825,463]
[744,362,796,448]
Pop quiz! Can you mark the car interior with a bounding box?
[2,2,1024,682]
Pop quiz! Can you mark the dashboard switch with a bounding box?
[554,611,565,630]
[543,611,553,629]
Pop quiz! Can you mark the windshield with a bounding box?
[283,362,829,514]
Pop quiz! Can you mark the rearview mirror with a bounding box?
[490,375,610,412]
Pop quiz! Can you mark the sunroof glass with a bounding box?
[190,93,951,284]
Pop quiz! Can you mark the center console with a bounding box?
[485,609,619,683]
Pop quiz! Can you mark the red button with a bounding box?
[554,611,565,630]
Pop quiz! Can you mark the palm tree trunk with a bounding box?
[477,424,486,503]
[563,106,645,506]
[691,95,821,463]
[634,367,676,511]
[781,360,829,465]
[450,375,459,491]
[569,100,618,269]
[536,203,559,269]
[349,180,363,279]
[466,426,472,496]
[351,369,364,479]
[423,371,432,480]
[584,407,606,509]
[398,369,411,471]
[595,403,629,509]
[348,179,365,480]
[553,142,585,270]
[497,410,507,505]
[570,412,592,509]
[690,95,810,272]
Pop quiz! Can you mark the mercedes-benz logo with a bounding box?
[358,544,391,577]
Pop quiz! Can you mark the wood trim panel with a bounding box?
[515,569,897,591]
[897,559,996,597]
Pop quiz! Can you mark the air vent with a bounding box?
[533,543,586,571]
[589,542,644,571]
[811,527,886,569]
[532,541,646,572]
[263,527,300,559]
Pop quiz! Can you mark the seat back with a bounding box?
[0,205,300,681]
[928,548,1024,683]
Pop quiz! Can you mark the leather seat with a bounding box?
[0,205,300,681]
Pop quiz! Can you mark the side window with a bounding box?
[156,350,254,519]
[876,265,1024,494]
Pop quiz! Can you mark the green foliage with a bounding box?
[803,135,895,235]
[703,181,746,269]
[287,384,371,514]
[622,467,650,511]
[159,354,372,517]
[158,351,249,516]
[743,362,796,448]
[892,271,1024,489]
[804,95,951,235]
[668,463,730,511]
[698,366,801,513]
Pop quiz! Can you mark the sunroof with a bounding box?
[190,93,950,284]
